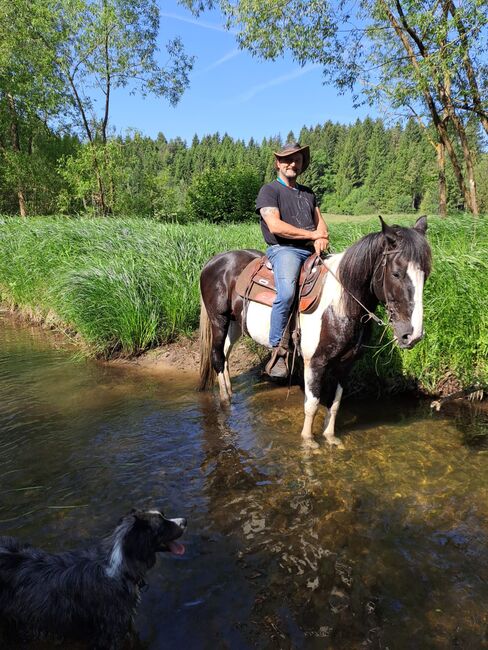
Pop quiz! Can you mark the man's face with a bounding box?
[276,152,303,179]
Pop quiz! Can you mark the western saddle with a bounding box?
[235,252,328,315]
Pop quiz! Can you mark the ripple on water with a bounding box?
[1,315,488,648]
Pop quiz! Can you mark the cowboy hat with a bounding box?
[273,142,310,173]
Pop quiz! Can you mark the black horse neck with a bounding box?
[338,232,387,318]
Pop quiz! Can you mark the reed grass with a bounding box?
[0,214,486,393]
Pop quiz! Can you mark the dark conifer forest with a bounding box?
[1,118,486,220]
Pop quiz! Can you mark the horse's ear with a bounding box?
[414,215,428,235]
[379,215,397,246]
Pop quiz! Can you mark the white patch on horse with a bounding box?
[407,262,425,340]
[300,253,345,360]
[246,302,272,347]
[301,360,321,442]
[224,320,241,355]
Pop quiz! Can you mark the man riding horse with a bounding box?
[256,142,329,378]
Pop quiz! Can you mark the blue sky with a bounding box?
[108,0,376,144]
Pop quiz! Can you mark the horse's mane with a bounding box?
[338,224,432,310]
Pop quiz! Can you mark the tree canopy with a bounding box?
[182,0,488,215]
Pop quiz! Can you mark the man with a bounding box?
[255,142,329,378]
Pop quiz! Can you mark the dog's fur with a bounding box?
[0,509,186,649]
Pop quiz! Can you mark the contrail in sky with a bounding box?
[233,63,321,103]
[201,48,241,73]
[160,11,236,34]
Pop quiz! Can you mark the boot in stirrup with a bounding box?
[265,345,289,379]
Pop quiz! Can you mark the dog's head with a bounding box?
[107,509,186,577]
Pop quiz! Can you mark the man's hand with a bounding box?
[314,236,329,256]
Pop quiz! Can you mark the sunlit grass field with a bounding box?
[0,213,486,394]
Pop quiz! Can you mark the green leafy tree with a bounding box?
[0,0,67,215]
[182,0,487,215]
[186,165,262,223]
[56,0,194,214]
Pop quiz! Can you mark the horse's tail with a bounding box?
[198,296,215,391]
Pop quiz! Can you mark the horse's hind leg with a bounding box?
[220,320,241,401]
[323,383,344,448]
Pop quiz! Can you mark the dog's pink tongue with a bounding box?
[168,541,185,555]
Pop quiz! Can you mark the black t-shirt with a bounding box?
[255,179,317,248]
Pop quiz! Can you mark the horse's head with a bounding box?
[373,216,432,349]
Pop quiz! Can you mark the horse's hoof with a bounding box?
[301,437,319,450]
[324,435,344,449]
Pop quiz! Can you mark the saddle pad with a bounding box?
[235,254,328,313]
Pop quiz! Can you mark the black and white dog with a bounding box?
[0,509,186,649]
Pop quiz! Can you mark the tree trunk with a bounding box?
[384,2,479,215]
[17,190,27,217]
[6,93,27,217]
[437,141,447,218]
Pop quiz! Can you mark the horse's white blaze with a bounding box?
[246,302,272,347]
[300,253,345,360]
[407,262,425,339]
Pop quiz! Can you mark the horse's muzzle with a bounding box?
[394,322,424,349]
[397,331,424,349]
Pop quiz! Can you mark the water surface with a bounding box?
[1,313,487,649]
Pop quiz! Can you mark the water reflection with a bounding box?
[1,314,488,649]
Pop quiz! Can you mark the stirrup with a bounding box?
[265,346,289,378]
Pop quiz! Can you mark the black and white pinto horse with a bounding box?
[199,217,431,448]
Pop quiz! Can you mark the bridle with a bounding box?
[370,246,401,325]
[323,245,400,328]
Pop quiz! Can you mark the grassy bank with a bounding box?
[0,214,486,394]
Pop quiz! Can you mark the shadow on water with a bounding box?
[1,315,488,649]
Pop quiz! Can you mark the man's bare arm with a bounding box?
[314,207,329,238]
[260,207,324,240]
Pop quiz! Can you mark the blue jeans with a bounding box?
[266,245,312,347]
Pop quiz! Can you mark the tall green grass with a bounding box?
[0,217,261,356]
[0,214,486,393]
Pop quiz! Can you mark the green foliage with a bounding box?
[185,0,488,216]
[0,214,486,397]
[0,217,262,355]
[185,165,262,223]
[0,0,194,216]
[1,115,488,218]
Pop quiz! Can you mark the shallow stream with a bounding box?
[1,313,487,649]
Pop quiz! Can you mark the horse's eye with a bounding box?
[392,271,400,278]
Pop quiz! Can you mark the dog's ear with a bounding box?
[123,517,157,568]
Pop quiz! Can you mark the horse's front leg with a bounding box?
[300,360,321,449]
[323,383,344,448]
